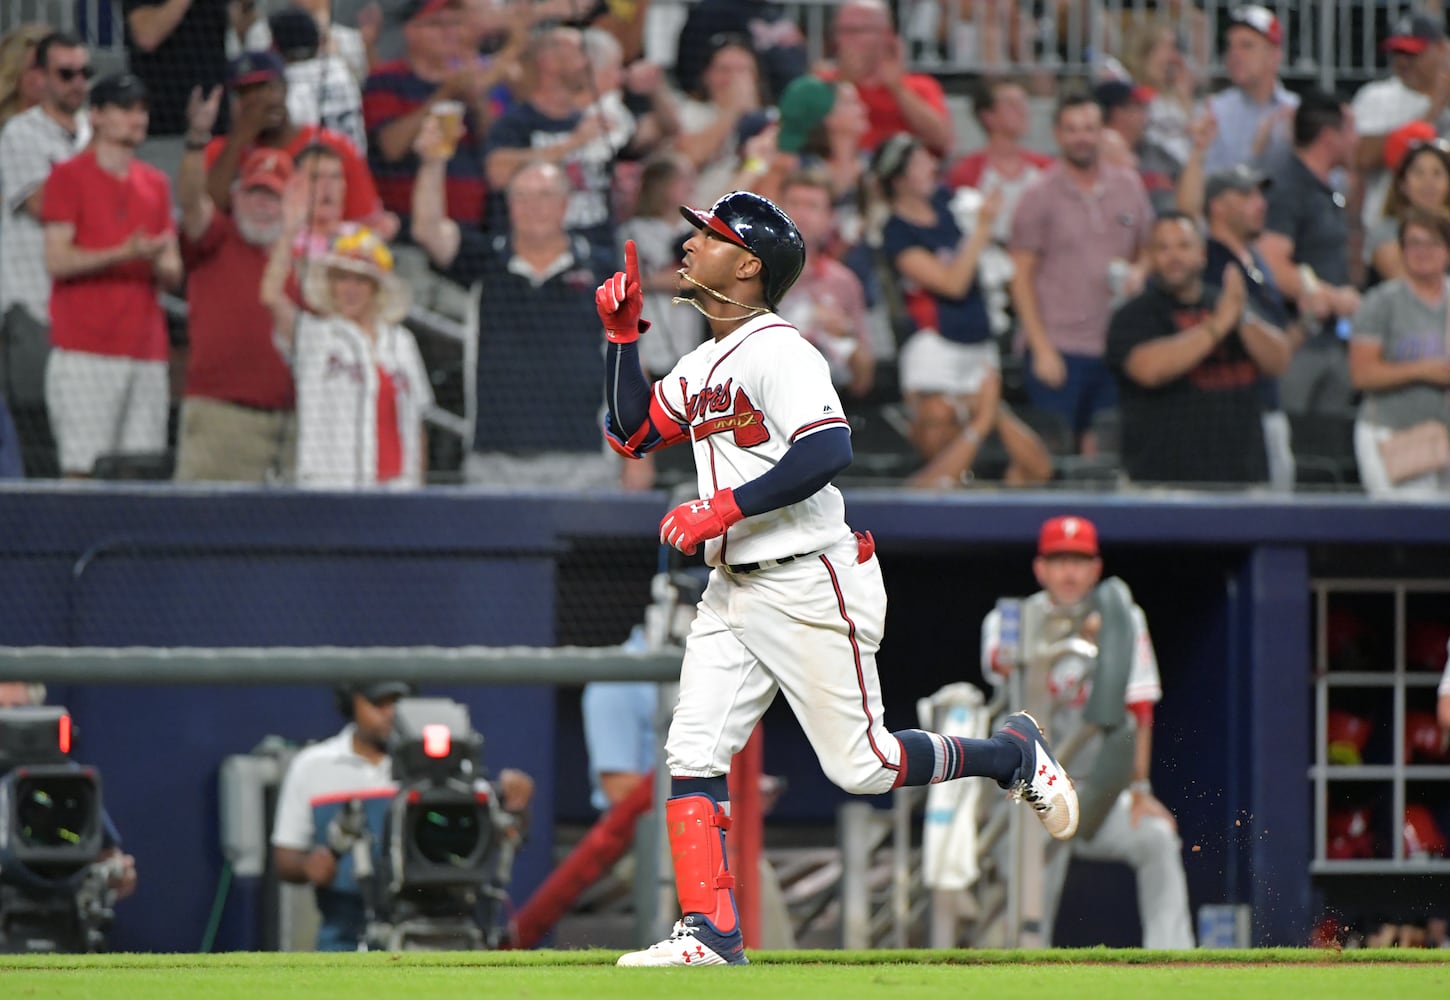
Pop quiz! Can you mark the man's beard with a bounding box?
[1156,270,1198,296]
[1064,147,1097,170]
[237,215,283,247]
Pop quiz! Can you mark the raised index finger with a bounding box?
[624,239,639,287]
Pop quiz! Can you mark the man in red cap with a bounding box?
[174,85,296,482]
[981,514,1194,949]
[1351,11,1450,231]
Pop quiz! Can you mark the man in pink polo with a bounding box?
[1009,89,1154,453]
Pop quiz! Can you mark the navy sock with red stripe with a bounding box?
[893,729,1021,787]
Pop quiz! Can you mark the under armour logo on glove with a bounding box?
[660,488,744,555]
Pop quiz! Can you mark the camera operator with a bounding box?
[270,681,533,951]
[0,681,137,904]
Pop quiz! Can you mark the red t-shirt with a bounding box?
[41,149,173,361]
[180,211,295,410]
[375,366,403,482]
[855,74,949,154]
[204,125,383,222]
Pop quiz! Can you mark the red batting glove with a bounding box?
[659,488,745,555]
[596,239,648,343]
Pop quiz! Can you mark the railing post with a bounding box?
[838,801,874,950]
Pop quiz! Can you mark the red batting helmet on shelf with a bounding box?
[1404,804,1447,858]
[1327,710,1373,766]
[1405,710,1450,764]
[1406,620,1450,672]
[1327,807,1375,859]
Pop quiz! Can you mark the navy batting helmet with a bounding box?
[680,191,806,309]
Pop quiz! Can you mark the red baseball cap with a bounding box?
[1384,120,1438,171]
[1384,13,1446,56]
[1038,516,1099,557]
[239,147,292,194]
[1228,5,1283,47]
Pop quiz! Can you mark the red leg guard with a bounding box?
[666,793,739,935]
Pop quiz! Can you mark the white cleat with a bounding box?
[616,915,749,967]
[997,711,1080,841]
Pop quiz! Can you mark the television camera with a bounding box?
[336,698,521,950]
[0,707,120,953]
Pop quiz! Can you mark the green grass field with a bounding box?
[3,950,1449,1000]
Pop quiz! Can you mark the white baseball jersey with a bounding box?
[654,312,852,567]
[286,314,433,488]
[1439,640,1450,698]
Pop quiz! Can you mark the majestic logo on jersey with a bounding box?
[681,378,770,448]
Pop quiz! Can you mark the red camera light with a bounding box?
[422,723,451,759]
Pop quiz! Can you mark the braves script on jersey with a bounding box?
[654,313,851,566]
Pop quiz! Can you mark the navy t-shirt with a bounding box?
[484,102,615,250]
[444,231,614,454]
[1205,238,1289,411]
[881,188,993,345]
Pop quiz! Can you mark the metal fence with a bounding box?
[903,0,1450,90]
[6,1,1443,93]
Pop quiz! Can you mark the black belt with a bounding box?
[722,550,816,575]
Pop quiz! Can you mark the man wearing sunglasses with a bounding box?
[0,31,94,477]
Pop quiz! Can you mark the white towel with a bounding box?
[916,683,989,890]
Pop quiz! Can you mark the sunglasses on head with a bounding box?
[55,65,94,82]
[1407,137,1450,157]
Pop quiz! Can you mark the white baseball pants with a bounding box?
[665,533,903,795]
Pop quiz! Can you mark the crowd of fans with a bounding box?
[0,0,1447,497]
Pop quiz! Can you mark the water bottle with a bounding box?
[995,598,1022,669]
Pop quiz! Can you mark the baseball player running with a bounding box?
[599,190,1079,967]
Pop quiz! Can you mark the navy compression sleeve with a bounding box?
[732,426,852,517]
[605,339,653,434]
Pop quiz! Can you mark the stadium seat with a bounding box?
[846,403,919,480]
[1288,413,1360,490]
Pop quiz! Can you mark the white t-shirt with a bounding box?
[285,54,367,154]
[1438,640,1450,697]
[679,98,740,208]
[654,312,852,566]
[0,106,91,320]
[233,19,368,84]
[271,726,392,851]
[285,313,434,489]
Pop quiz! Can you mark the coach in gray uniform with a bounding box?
[982,516,1194,949]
